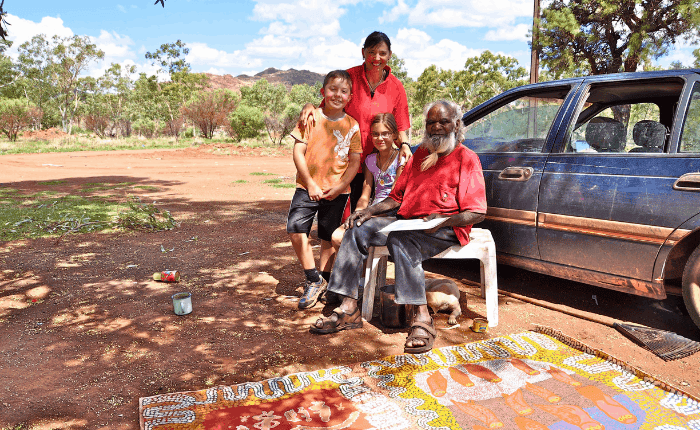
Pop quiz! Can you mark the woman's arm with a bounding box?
[397,130,412,165]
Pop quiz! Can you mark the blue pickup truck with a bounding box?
[460,69,700,330]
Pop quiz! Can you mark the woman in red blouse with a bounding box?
[299,31,412,211]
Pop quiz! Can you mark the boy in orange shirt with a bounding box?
[287,70,362,309]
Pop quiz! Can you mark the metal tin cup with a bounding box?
[172,292,192,315]
[471,317,488,333]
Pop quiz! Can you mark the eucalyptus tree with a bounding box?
[82,63,137,137]
[144,40,208,140]
[240,79,296,146]
[448,51,527,111]
[16,34,104,132]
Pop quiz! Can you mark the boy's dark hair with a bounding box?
[323,69,352,90]
[363,31,391,51]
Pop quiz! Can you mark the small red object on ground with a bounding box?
[153,270,180,282]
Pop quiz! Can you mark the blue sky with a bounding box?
[8,0,696,80]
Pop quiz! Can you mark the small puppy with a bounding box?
[425,278,462,325]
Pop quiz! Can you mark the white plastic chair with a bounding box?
[362,227,498,327]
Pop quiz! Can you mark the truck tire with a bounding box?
[682,246,700,330]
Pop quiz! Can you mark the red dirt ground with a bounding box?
[20,128,69,140]
[1,144,699,429]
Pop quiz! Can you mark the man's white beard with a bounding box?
[419,132,457,171]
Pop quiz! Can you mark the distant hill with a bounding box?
[204,68,324,92]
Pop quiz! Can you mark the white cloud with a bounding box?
[484,23,531,42]
[382,0,531,29]
[251,0,348,38]
[92,30,135,60]
[659,48,696,68]
[379,0,411,24]
[292,38,361,74]
[204,67,228,75]
[117,5,127,13]
[5,14,73,59]
[393,28,482,78]
[89,31,137,77]
[188,42,263,69]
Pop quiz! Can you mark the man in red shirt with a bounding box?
[310,100,487,354]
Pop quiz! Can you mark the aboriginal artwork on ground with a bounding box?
[139,328,700,430]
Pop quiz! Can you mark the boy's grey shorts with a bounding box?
[286,188,349,242]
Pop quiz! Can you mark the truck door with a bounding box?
[537,75,700,297]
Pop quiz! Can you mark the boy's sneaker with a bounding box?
[298,278,328,309]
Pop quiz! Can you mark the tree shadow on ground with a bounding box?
[2,175,699,429]
[0,178,417,428]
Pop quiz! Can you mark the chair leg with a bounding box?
[482,244,499,327]
[479,260,486,298]
[362,249,387,321]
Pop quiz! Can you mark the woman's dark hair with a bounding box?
[370,113,399,137]
[363,31,391,52]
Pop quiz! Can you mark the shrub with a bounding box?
[84,113,110,138]
[181,89,239,139]
[228,104,265,141]
[0,99,38,141]
[132,118,157,138]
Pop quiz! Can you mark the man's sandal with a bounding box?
[310,307,362,334]
[404,319,437,354]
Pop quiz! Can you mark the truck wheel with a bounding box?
[682,246,700,330]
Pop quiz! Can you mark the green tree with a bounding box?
[448,51,527,111]
[16,35,59,128]
[414,65,449,113]
[241,79,296,146]
[388,54,412,86]
[144,40,207,140]
[145,40,190,76]
[536,0,700,76]
[131,73,161,137]
[693,48,700,67]
[16,34,104,132]
[228,104,265,141]
[0,40,18,98]
[288,83,321,107]
[83,63,137,138]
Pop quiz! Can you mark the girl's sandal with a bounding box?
[310,307,363,334]
[404,319,437,354]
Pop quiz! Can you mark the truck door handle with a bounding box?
[498,166,534,182]
[673,173,700,191]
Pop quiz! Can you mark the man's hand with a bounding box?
[344,209,373,229]
[423,211,485,234]
[307,182,323,201]
[423,213,448,234]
